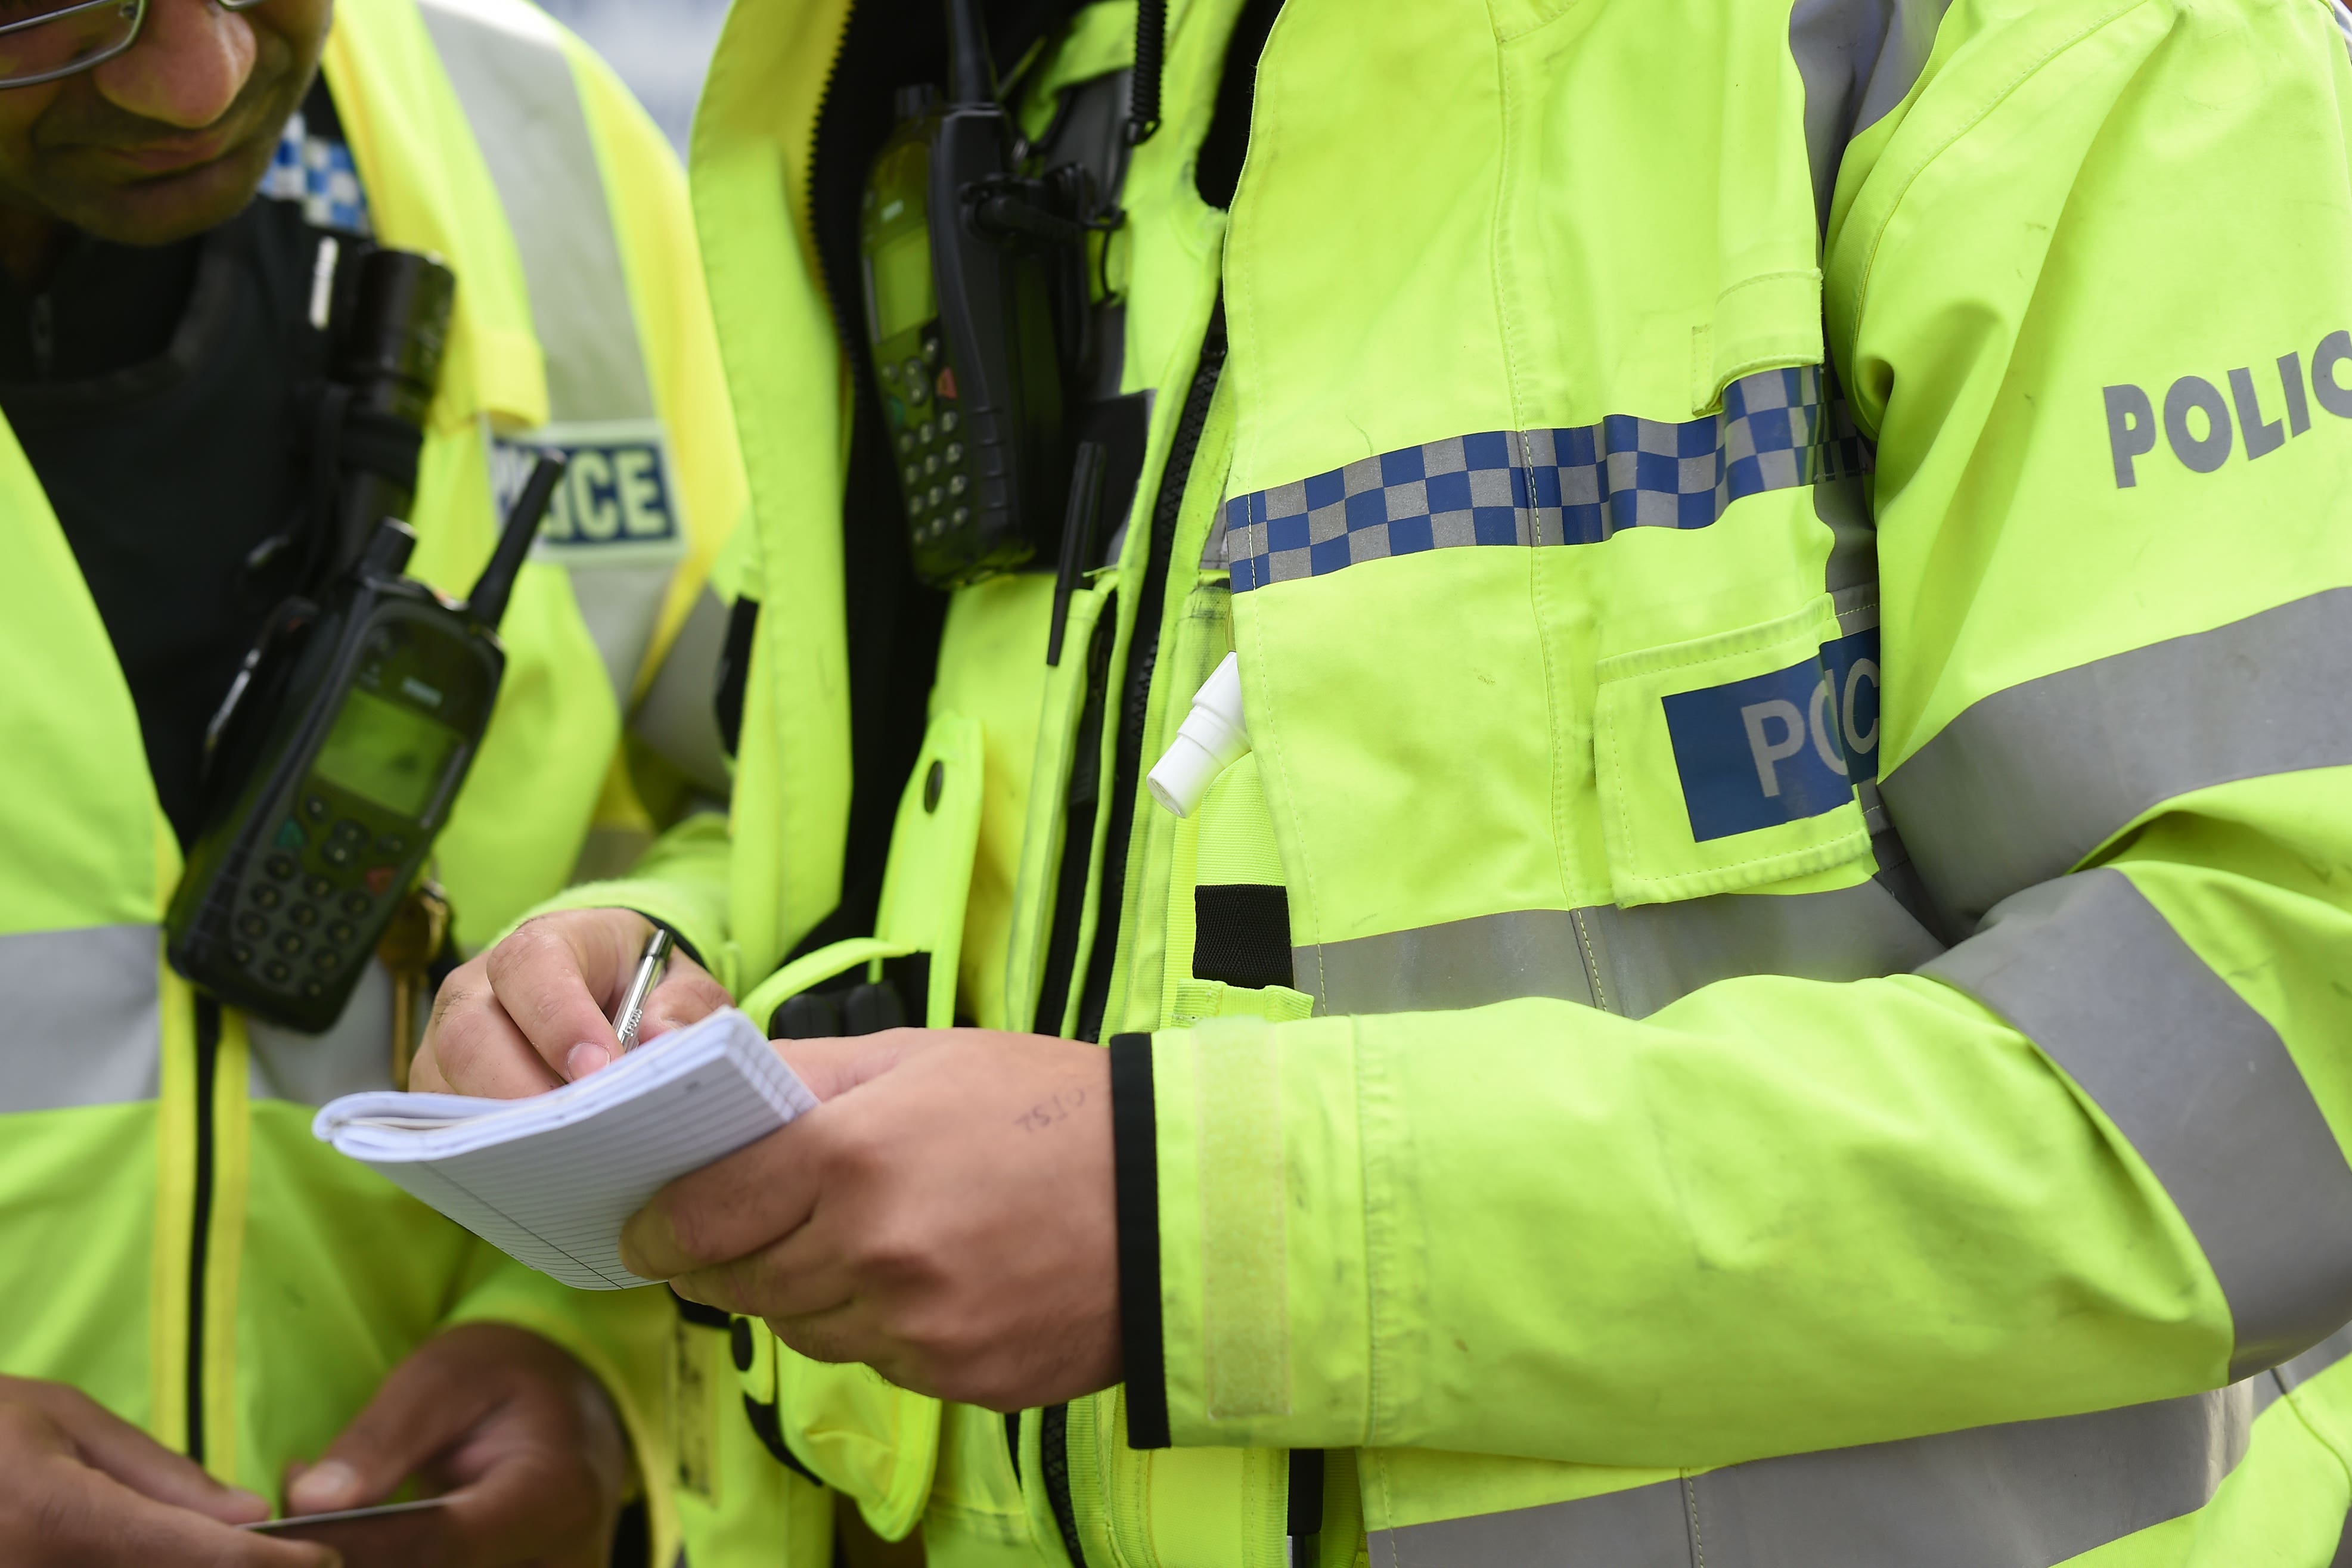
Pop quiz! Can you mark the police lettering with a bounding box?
[2105,330,2346,487]
[490,434,679,545]
[1664,629,1881,843]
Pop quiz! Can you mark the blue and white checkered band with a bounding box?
[1224,365,1874,592]
[259,109,371,234]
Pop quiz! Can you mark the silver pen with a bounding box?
[610,925,674,1053]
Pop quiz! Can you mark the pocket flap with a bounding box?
[1595,597,1873,905]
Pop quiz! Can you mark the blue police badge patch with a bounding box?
[1662,626,1880,843]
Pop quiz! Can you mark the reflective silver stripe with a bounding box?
[1789,0,1956,228]
[2257,1318,2352,1419]
[417,0,682,704]
[628,585,733,797]
[1296,877,1943,1020]
[415,0,652,425]
[1883,588,2352,935]
[247,960,399,1107]
[1925,869,2352,1378]
[2275,1321,2352,1395]
[1372,1383,2254,1568]
[0,924,160,1113]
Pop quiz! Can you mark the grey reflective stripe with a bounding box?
[1815,473,1876,595]
[247,960,398,1107]
[559,517,687,704]
[630,586,734,797]
[1789,0,1956,229]
[1925,870,2352,1377]
[417,0,681,705]
[415,0,651,424]
[1372,1383,2254,1568]
[1883,587,2352,935]
[0,924,160,1112]
[2275,1321,2352,1395]
[1296,876,1943,1020]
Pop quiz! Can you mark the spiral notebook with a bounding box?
[313,1008,816,1288]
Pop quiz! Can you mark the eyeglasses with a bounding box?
[0,0,270,91]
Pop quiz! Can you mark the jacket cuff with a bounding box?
[1109,1033,1169,1446]
[522,880,731,998]
[1143,1015,1373,1452]
[499,813,736,992]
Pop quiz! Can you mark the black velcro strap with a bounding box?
[1192,884,1292,990]
[1287,1448,1324,1538]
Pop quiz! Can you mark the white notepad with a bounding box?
[313,1008,817,1289]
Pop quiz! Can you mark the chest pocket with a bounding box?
[1594,591,1878,905]
[1178,752,1314,1025]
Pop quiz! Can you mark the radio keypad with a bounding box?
[886,327,979,543]
[230,777,418,1000]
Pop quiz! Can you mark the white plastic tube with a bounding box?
[1147,652,1249,818]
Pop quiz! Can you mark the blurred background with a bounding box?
[538,0,733,153]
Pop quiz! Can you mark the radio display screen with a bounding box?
[313,687,464,818]
[868,225,937,344]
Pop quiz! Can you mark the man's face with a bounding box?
[0,0,332,247]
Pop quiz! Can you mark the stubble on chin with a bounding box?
[13,46,315,248]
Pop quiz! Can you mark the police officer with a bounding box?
[0,0,742,1560]
[426,0,2352,1563]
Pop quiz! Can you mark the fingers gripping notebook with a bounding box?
[313,1008,817,1288]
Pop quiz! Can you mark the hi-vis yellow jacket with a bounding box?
[0,0,743,1554]
[668,0,2352,1562]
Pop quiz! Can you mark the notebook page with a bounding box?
[314,1009,817,1288]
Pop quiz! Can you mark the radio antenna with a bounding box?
[944,0,994,105]
[466,453,566,631]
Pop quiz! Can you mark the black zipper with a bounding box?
[1032,596,1119,1033]
[185,997,221,1463]
[1027,315,1228,1568]
[1071,311,1226,1045]
[1040,1401,1086,1564]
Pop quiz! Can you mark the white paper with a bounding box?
[313,1008,816,1288]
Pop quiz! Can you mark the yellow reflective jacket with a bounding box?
[0,0,744,1555]
[676,0,2352,1561]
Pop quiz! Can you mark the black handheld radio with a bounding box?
[315,246,453,579]
[861,0,1113,587]
[165,458,568,1033]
